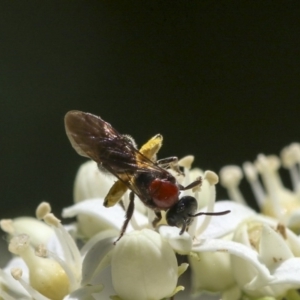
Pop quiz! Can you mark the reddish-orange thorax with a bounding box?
[149,178,179,209]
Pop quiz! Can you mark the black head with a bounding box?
[166,196,198,234]
[166,196,230,235]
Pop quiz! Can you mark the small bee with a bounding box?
[64,111,230,242]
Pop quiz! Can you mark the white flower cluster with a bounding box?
[220,143,300,230]
[1,145,300,300]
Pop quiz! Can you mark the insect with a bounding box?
[64,110,230,242]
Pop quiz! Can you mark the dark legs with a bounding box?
[179,221,188,235]
[156,156,183,175]
[152,210,162,228]
[178,177,202,191]
[114,191,135,244]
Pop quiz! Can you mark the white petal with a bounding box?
[64,284,103,300]
[81,231,117,286]
[246,257,300,297]
[192,238,274,287]
[237,215,300,257]
[197,201,256,239]
[259,224,293,270]
[269,257,300,286]
[62,199,132,237]
[159,226,192,254]
[90,266,116,300]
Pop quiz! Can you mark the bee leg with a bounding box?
[152,211,162,228]
[178,177,202,191]
[156,156,183,175]
[179,220,188,235]
[114,192,135,244]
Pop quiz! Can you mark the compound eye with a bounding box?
[178,196,198,215]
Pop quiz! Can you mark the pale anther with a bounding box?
[0,219,14,234]
[255,154,280,173]
[35,244,48,258]
[36,202,51,220]
[11,267,23,280]
[281,143,300,168]
[204,171,219,185]
[8,234,30,255]
[219,165,242,188]
[243,162,257,182]
[178,155,194,169]
[43,213,61,227]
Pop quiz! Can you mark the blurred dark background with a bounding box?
[1,1,300,219]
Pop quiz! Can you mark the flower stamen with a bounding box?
[195,171,219,236]
[243,161,266,209]
[281,143,300,193]
[41,210,82,290]
[8,235,70,300]
[220,165,246,205]
[11,268,50,300]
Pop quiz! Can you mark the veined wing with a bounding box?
[64,110,168,178]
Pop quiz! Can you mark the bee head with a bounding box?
[166,196,230,235]
[166,196,197,231]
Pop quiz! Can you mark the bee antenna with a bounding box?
[189,210,231,218]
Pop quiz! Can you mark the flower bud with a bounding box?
[189,235,235,294]
[111,229,181,300]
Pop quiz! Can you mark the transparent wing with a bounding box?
[64,110,169,183]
